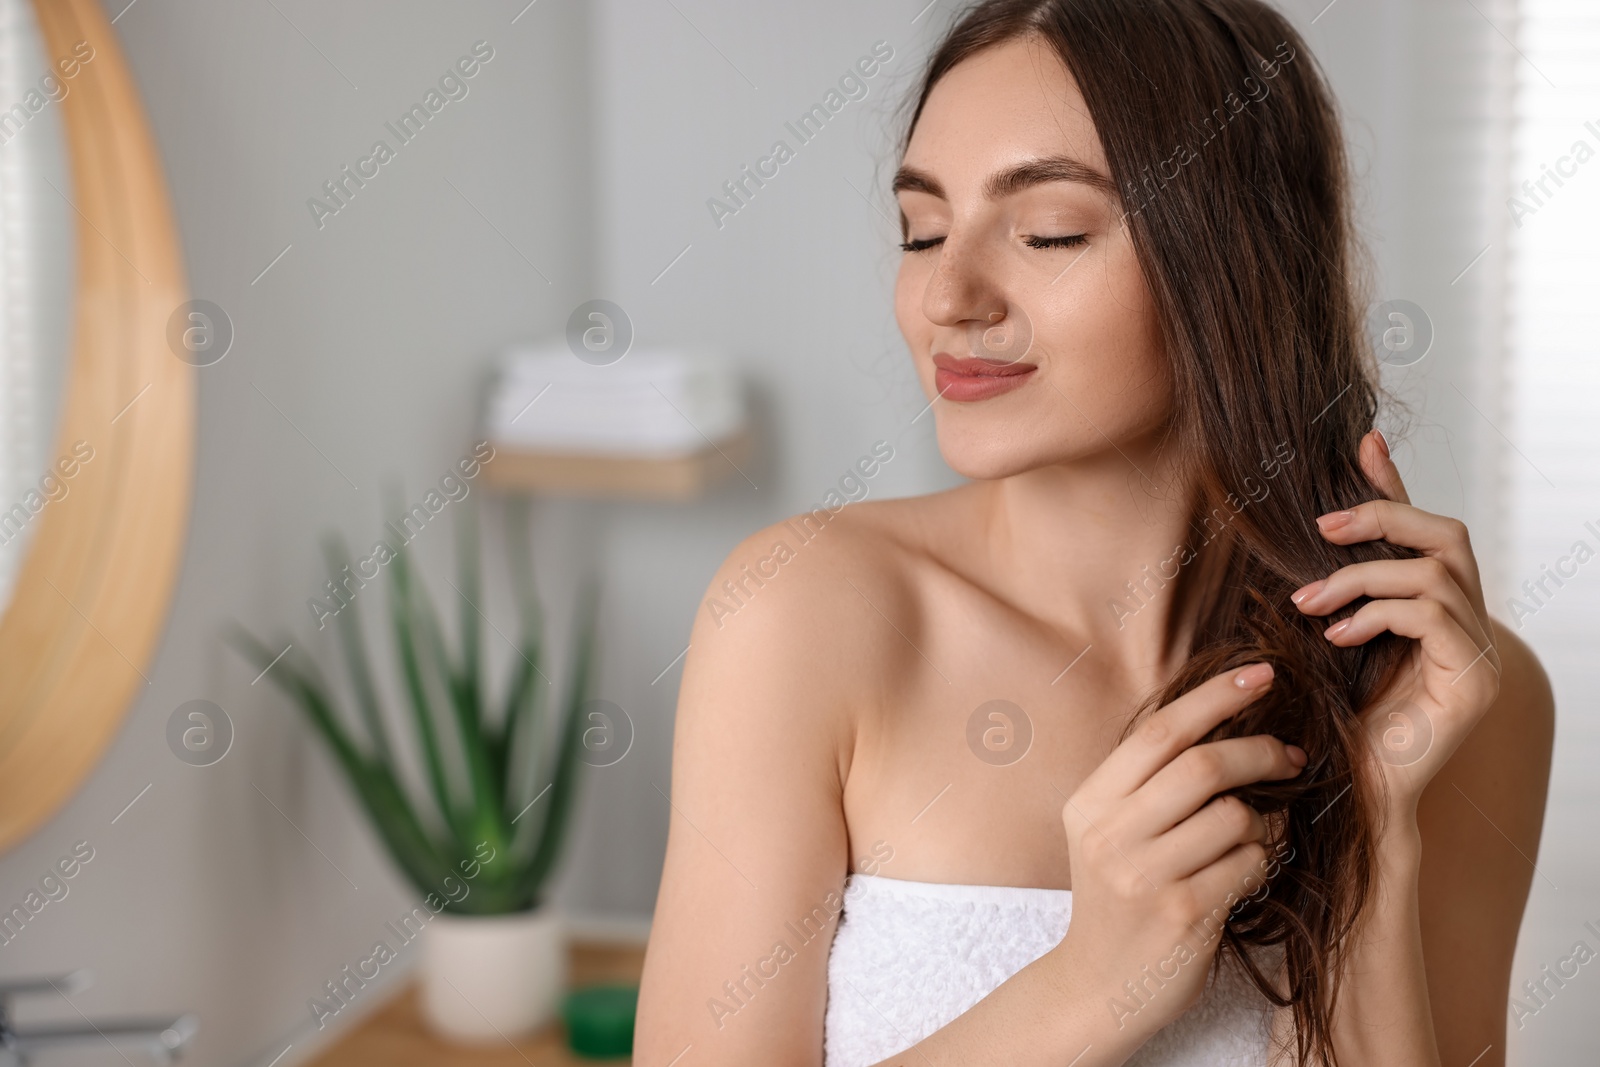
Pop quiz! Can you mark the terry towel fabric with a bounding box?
[824,872,1278,1066]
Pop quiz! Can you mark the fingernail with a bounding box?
[1316,510,1354,532]
[1290,579,1326,606]
[1286,744,1308,767]
[1373,428,1390,459]
[1233,663,1274,689]
[1324,619,1351,641]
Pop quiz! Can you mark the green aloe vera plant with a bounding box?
[229,500,595,915]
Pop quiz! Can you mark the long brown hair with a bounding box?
[900,2,1417,1062]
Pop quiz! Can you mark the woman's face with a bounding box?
[895,36,1171,481]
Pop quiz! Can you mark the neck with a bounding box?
[979,439,1201,686]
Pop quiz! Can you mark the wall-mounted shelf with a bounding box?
[481,429,755,501]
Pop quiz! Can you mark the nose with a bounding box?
[919,231,1034,363]
[919,229,1008,333]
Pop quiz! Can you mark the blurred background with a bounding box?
[0,0,1594,1063]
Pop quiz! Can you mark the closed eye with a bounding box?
[1023,234,1088,249]
[898,233,1088,253]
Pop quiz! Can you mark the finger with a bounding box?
[1132,735,1305,835]
[1313,500,1484,614]
[1087,664,1276,800]
[1290,558,1486,647]
[1360,428,1410,505]
[1184,841,1278,938]
[1144,794,1267,883]
[1325,598,1500,694]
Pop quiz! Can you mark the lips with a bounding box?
[931,352,1037,402]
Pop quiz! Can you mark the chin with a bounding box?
[930,389,1171,482]
[933,414,1061,481]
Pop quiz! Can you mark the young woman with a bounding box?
[636,1,1553,1064]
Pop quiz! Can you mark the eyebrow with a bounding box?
[892,155,1117,201]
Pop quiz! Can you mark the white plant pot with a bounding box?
[420,907,566,1044]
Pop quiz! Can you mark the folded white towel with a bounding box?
[485,344,744,457]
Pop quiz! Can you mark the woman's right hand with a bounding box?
[1052,663,1304,1043]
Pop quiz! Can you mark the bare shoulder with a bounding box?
[1429,621,1553,814]
[1418,619,1553,865]
[686,489,970,673]
[1413,618,1553,1053]
[1486,620,1556,763]
[670,489,970,772]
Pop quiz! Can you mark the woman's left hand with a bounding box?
[1288,429,1501,815]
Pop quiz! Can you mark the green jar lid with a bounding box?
[564,984,638,1059]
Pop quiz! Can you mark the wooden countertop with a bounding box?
[303,941,646,1066]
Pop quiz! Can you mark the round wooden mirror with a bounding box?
[0,0,192,850]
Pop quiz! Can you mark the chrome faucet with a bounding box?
[0,971,197,1066]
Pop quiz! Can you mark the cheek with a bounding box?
[1029,247,1170,436]
[1062,245,1163,385]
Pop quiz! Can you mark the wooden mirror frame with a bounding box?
[0,0,192,850]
